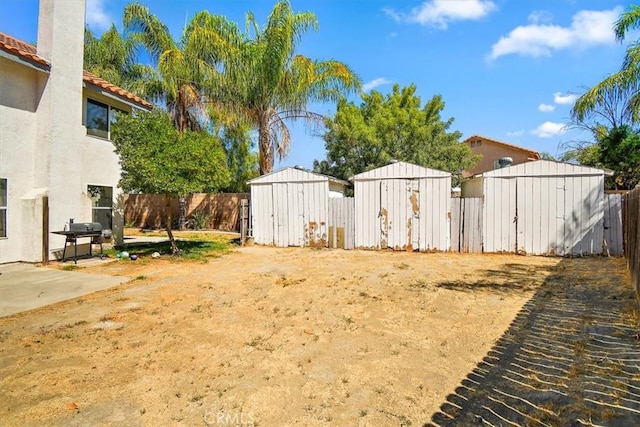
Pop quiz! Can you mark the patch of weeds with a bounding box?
[276,276,307,287]
[393,263,410,270]
[378,409,412,426]
[273,306,280,314]
[100,313,118,322]
[0,331,12,343]
[359,409,368,417]
[391,349,400,356]
[359,291,369,298]
[573,339,587,356]
[341,377,349,384]
[61,265,81,271]
[343,316,354,325]
[131,275,147,282]
[410,279,431,290]
[191,305,202,314]
[190,395,204,403]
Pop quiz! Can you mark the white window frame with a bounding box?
[88,185,113,231]
[85,98,124,140]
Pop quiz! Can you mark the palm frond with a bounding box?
[615,5,640,41]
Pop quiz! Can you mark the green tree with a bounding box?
[111,109,230,253]
[84,25,160,97]
[599,125,640,189]
[313,84,477,186]
[572,5,640,124]
[123,2,239,132]
[562,125,640,189]
[219,124,259,193]
[214,1,361,175]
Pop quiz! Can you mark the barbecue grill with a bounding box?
[52,221,104,263]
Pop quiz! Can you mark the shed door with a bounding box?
[379,179,420,250]
[272,182,289,247]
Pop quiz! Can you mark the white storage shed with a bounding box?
[248,167,349,247]
[461,160,609,256]
[353,161,451,251]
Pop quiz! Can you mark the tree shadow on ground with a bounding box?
[435,263,556,294]
[427,257,640,427]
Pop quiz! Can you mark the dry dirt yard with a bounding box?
[0,246,626,426]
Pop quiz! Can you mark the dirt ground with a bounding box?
[0,246,630,426]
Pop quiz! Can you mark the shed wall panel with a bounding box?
[250,184,274,245]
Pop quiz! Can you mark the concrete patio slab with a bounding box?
[0,263,128,317]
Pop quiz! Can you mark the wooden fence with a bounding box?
[328,197,355,249]
[622,186,640,296]
[124,193,249,231]
[450,198,482,253]
[603,193,624,256]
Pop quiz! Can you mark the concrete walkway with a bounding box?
[0,263,128,317]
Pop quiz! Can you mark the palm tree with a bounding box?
[123,3,243,228]
[572,5,640,124]
[123,3,240,133]
[213,1,361,175]
[84,25,159,97]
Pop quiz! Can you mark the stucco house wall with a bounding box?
[462,135,540,178]
[0,0,151,263]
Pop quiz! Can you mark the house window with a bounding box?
[86,99,124,139]
[470,140,482,148]
[88,185,112,230]
[0,179,6,238]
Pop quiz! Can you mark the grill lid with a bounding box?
[69,222,103,232]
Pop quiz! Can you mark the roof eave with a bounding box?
[0,49,50,73]
[83,81,153,111]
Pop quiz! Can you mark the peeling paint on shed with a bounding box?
[353,162,451,251]
[248,167,348,247]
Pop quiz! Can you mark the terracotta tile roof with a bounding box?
[82,70,152,109]
[463,135,540,159]
[0,31,49,68]
[0,31,152,110]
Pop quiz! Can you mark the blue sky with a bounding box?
[0,0,634,169]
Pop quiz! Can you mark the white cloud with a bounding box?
[528,10,554,25]
[489,7,621,60]
[506,130,524,137]
[362,78,392,92]
[86,0,112,31]
[539,103,556,112]
[384,0,496,29]
[531,121,567,138]
[553,92,578,105]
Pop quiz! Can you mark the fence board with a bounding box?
[622,187,640,297]
[329,197,355,249]
[450,198,482,253]
[450,198,461,252]
[124,193,248,231]
[604,194,624,256]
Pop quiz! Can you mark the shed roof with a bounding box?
[248,167,350,185]
[478,159,611,178]
[0,31,153,110]
[353,161,450,181]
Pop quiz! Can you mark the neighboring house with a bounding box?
[0,0,152,264]
[462,135,540,178]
